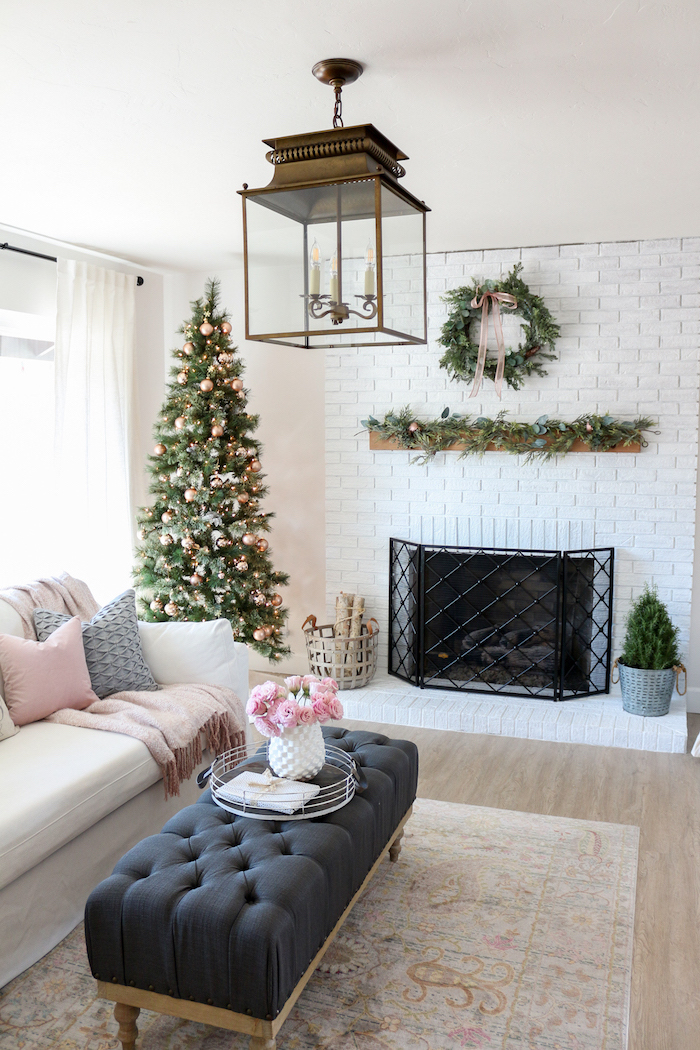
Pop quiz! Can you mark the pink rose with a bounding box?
[284,675,303,692]
[275,699,301,729]
[246,695,267,717]
[320,677,338,690]
[301,674,320,690]
[312,695,331,722]
[327,697,344,721]
[254,715,280,738]
[297,705,316,725]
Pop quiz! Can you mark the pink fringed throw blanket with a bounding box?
[48,684,246,798]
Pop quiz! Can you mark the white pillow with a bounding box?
[138,619,249,700]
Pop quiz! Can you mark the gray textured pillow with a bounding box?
[34,589,158,699]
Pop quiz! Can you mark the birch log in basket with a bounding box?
[303,615,379,690]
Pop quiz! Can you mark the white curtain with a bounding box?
[53,260,138,604]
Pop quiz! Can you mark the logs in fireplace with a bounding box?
[389,539,614,700]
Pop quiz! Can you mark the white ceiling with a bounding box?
[2,0,699,270]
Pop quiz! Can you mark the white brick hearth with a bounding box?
[325,237,700,734]
[342,674,687,754]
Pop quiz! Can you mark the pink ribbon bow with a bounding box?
[469,288,518,399]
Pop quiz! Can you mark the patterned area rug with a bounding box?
[0,799,638,1050]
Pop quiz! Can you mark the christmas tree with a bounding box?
[133,280,290,660]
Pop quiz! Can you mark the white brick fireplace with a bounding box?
[325,238,700,741]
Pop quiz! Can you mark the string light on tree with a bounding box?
[133,279,289,659]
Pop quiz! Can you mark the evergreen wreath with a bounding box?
[438,263,560,390]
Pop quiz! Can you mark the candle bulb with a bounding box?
[309,238,321,295]
[329,252,339,304]
[364,241,376,296]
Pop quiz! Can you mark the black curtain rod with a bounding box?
[0,242,144,285]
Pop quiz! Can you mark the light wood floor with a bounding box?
[250,672,700,1048]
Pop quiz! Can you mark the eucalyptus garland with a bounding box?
[438,263,560,389]
[362,407,656,463]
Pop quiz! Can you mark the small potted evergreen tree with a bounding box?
[614,584,685,716]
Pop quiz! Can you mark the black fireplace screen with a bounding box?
[389,539,614,701]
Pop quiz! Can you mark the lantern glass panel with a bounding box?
[245,195,304,338]
[381,184,425,341]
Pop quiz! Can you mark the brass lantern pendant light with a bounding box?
[240,59,429,348]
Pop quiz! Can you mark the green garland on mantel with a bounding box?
[362,407,657,463]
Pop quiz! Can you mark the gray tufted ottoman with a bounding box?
[85,727,418,1050]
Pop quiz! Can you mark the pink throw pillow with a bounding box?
[0,616,99,726]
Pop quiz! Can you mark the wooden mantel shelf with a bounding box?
[368,433,641,454]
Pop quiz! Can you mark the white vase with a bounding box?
[268,721,326,781]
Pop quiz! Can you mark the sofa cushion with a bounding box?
[35,589,158,698]
[0,721,162,891]
[0,599,24,702]
[0,617,99,726]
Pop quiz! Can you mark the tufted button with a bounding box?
[149,985,154,991]
[227,1003,232,1009]
[112,977,117,983]
[246,1008,252,1015]
[129,980,134,986]
[168,989,173,996]
[190,996,194,1001]
[207,998,213,1005]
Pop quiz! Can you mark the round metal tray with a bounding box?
[206,741,358,821]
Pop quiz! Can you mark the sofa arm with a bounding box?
[138,620,249,703]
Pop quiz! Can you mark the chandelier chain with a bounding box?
[333,83,343,128]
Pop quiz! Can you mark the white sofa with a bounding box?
[0,599,249,988]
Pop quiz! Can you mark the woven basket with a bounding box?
[303,615,379,690]
[613,659,686,717]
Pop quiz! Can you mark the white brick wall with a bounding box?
[325,238,700,682]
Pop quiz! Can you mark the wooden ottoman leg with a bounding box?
[389,829,404,862]
[114,1002,140,1050]
[249,1037,276,1050]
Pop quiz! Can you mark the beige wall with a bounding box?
[164,267,326,675]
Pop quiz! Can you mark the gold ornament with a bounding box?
[183,342,195,355]
[271,594,283,607]
[216,537,231,548]
[262,626,273,638]
[154,443,167,456]
[160,534,174,546]
[242,533,256,546]
[174,416,186,429]
[190,574,203,585]
[236,447,247,457]
[221,321,232,335]
[252,628,266,642]
[210,475,224,488]
[248,459,262,473]
[149,600,162,611]
[161,511,172,523]
[199,321,214,336]
[237,492,249,504]
[231,378,244,392]
[200,378,214,393]
[237,559,249,571]
[164,601,178,616]
[256,538,269,552]
[177,371,188,385]
[211,424,224,437]
[182,537,196,550]
[184,488,197,502]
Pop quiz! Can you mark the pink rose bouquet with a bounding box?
[246,675,344,737]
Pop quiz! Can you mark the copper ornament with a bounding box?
[154,443,166,455]
[211,424,224,437]
[199,322,214,336]
[160,534,173,546]
[237,559,248,571]
[174,416,186,429]
[252,628,266,642]
[242,533,256,546]
[164,602,178,616]
[231,378,244,392]
[271,593,283,607]
[177,372,188,385]
[182,537,196,549]
[191,574,203,585]
[184,488,197,502]
[256,538,269,552]
[182,342,195,355]
[161,511,173,523]
[220,321,232,334]
[200,378,214,393]
[149,600,162,611]
[237,492,250,504]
